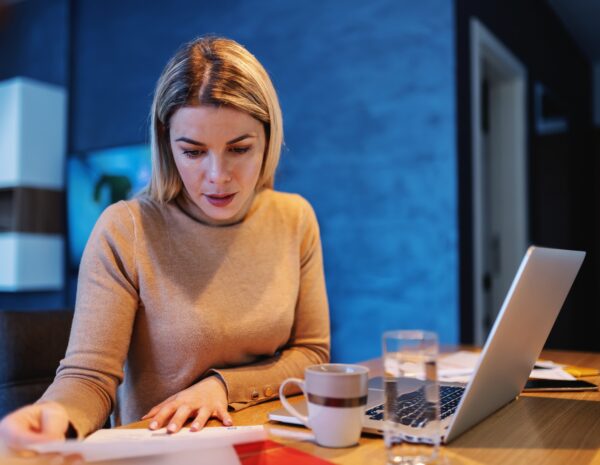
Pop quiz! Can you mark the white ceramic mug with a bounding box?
[279,364,369,448]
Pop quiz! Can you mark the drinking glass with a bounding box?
[383,330,440,465]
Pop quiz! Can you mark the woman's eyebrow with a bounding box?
[174,133,256,146]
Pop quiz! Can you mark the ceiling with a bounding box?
[548,0,600,64]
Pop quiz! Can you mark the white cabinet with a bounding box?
[0,78,66,291]
[0,78,66,189]
[0,233,64,290]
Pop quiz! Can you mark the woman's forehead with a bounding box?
[170,105,264,140]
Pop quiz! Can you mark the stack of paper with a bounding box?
[29,425,266,464]
[439,351,576,383]
[27,426,336,464]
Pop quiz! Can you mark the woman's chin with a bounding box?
[199,200,239,222]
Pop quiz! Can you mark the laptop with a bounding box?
[269,246,585,443]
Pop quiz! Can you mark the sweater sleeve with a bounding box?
[39,201,139,437]
[210,198,330,410]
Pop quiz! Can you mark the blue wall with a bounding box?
[268,3,459,360]
[0,0,70,310]
[4,0,458,361]
[0,0,69,86]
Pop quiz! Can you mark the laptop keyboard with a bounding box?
[365,385,465,427]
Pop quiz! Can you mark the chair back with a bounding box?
[0,309,73,418]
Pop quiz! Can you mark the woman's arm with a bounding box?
[38,201,139,437]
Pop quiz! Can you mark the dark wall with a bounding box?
[0,0,70,311]
[1,0,459,362]
[0,0,69,87]
[3,0,597,353]
[67,0,239,152]
[72,0,460,362]
[455,0,598,350]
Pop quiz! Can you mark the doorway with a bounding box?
[470,19,528,344]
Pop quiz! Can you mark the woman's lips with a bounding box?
[204,193,236,207]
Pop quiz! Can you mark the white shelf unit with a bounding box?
[0,77,66,291]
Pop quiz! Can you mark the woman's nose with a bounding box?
[207,153,231,184]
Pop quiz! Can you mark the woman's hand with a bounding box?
[0,402,70,451]
[142,375,232,433]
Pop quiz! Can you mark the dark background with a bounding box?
[1,0,460,362]
[1,0,598,354]
[455,0,598,350]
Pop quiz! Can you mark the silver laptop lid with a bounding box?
[444,246,585,443]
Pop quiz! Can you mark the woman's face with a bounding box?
[169,105,266,222]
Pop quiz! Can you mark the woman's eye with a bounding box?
[229,146,251,154]
[182,150,205,158]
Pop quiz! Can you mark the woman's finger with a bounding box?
[40,404,70,440]
[42,452,84,465]
[190,407,212,432]
[142,394,177,420]
[166,405,193,434]
[148,403,177,430]
[1,425,38,451]
[215,406,233,427]
[41,452,66,464]
[6,432,43,451]
[63,452,85,465]
[141,404,162,420]
[3,421,59,450]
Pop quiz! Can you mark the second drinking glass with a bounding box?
[383,330,441,465]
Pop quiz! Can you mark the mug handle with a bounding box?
[279,378,309,426]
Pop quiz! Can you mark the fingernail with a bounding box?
[191,422,200,431]
[168,423,177,432]
[48,456,63,465]
[149,421,158,430]
[224,419,233,426]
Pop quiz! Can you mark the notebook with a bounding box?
[269,246,585,443]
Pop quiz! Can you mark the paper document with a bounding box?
[85,425,264,443]
[438,351,575,383]
[29,425,266,463]
[439,351,481,382]
[528,368,575,380]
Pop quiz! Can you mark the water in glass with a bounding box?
[383,331,440,465]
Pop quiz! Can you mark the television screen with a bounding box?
[67,145,151,269]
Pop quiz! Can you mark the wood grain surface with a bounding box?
[119,349,600,465]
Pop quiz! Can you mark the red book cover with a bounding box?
[235,440,335,465]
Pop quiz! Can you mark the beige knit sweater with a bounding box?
[40,189,330,437]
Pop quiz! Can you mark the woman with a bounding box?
[0,36,330,448]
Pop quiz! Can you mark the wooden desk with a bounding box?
[124,349,600,465]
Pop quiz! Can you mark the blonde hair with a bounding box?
[146,36,283,202]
